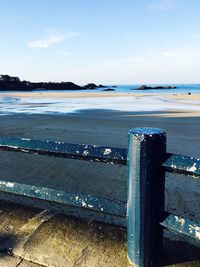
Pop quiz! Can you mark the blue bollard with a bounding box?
[127,127,166,267]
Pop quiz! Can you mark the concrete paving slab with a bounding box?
[12,210,55,254]
[0,200,199,267]
[0,254,43,267]
[0,252,21,267]
[19,259,44,267]
[0,200,43,252]
[14,214,128,267]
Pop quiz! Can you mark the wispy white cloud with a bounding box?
[148,0,178,11]
[28,32,80,49]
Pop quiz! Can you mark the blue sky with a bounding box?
[0,0,200,84]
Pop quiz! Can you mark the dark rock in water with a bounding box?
[98,84,106,88]
[188,92,191,95]
[134,85,177,90]
[154,85,177,89]
[83,83,107,89]
[102,88,115,91]
[83,83,98,89]
[112,85,117,88]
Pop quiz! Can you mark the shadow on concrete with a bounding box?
[0,212,199,266]
[0,233,19,256]
[161,237,200,266]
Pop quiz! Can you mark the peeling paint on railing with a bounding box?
[161,213,200,241]
[162,153,200,178]
[0,137,127,165]
[0,179,127,218]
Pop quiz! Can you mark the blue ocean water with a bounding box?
[45,84,200,94]
[1,84,199,94]
[105,84,200,94]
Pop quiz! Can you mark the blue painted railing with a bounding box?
[0,128,199,267]
[127,128,200,267]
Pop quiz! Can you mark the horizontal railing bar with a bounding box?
[162,153,200,178]
[160,213,200,241]
[0,137,127,166]
[0,179,127,217]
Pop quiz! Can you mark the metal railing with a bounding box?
[0,127,199,267]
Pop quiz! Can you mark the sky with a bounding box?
[0,0,200,84]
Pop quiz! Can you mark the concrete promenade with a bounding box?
[0,200,199,267]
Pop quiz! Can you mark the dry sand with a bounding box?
[3,90,200,100]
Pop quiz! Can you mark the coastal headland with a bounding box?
[0,74,181,91]
[0,74,106,91]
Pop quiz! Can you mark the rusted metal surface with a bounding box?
[0,137,127,165]
[161,213,200,241]
[163,153,200,178]
[0,179,127,217]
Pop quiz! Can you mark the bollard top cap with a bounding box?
[129,127,166,136]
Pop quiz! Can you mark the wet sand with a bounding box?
[2,91,200,116]
[0,109,199,228]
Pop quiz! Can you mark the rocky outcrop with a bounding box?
[0,75,83,91]
[0,75,107,91]
[83,83,98,89]
[102,88,115,91]
[83,83,106,89]
[98,84,106,88]
[134,85,177,90]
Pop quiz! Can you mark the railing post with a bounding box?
[127,127,166,267]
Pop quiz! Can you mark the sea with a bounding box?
[0,84,200,115]
[81,83,200,94]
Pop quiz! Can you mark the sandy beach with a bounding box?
[0,91,199,229]
[3,90,200,100]
[1,91,200,116]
